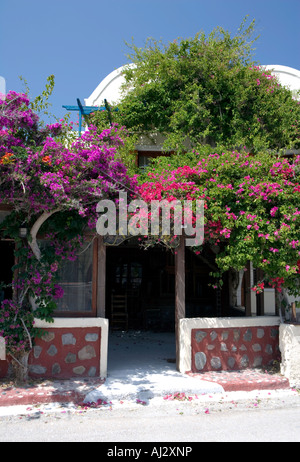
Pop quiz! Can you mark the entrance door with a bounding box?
[106,243,175,331]
[0,241,14,301]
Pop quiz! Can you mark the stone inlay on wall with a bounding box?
[191,326,280,372]
[28,327,101,379]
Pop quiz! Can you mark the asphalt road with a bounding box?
[1,389,300,443]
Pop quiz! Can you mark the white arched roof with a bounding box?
[263,65,300,96]
[84,65,131,107]
[85,64,300,108]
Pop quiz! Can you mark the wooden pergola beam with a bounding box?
[175,235,186,370]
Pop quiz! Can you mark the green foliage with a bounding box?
[19,74,55,122]
[19,74,73,137]
[89,17,300,298]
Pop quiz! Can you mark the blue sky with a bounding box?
[1,0,300,124]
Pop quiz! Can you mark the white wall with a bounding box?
[263,65,300,98]
[280,324,300,387]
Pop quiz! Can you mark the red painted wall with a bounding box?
[191,326,280,372]
[0,326,101,380]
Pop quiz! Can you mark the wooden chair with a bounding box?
[111,293,128,331]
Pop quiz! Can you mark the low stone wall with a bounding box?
[178,317,281,373]
[0,318,109,380]
[279,324,300,388]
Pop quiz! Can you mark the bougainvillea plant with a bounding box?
[137,148,300,306]
[0,89,135,382]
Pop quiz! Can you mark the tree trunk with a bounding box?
[29,208,60,261]
[275,288,289,322]
[10,350,30,385]
[228,268,240,308]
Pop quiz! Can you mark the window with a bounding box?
[138,155,153,170]
[115,261,142,289]
[0,210,12,224]
[0,209,14,302]
[0,241,14,302]
[137,151,170,169]
[54,238,97,316]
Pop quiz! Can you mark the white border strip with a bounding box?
[0,337,5,361]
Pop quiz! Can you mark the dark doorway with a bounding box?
[0,241,15,301]
[185,248,221,317]
[106,241,175,331]
[106,240,220,331]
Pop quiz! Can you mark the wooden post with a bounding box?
[275,288,284,321]
[97,236,106,318]
[175,235,185,370]
[256,268,265,316]
[245,261,252,316]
